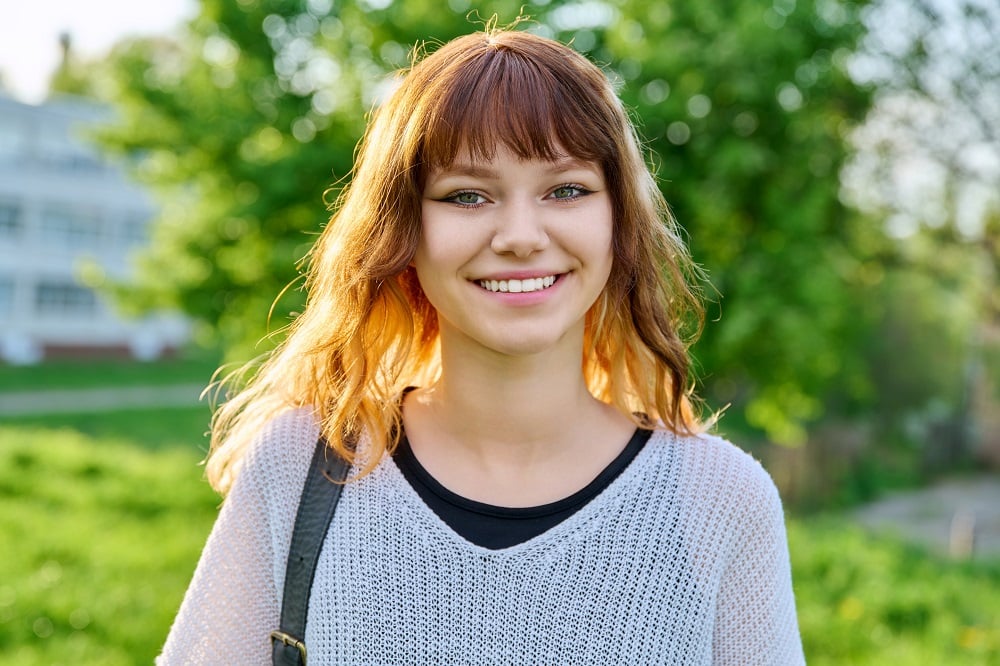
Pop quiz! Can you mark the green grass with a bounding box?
[0,354,217,454]
[791,518,1000,664]
[0,354,222,393]
[0,424,219,665]
[1,407,213,454]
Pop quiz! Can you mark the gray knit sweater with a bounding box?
[159,408,805,665]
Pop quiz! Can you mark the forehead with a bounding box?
[434,145,598,173]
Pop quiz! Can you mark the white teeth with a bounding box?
[479,275,558,293]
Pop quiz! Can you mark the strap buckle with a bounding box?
[270,630,307,663]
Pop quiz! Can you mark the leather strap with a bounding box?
[272,435,351,665]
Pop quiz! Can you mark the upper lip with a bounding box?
[473,270,564,281]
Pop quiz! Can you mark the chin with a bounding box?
[479,330,577,357]
[441,316,586,359]
[490,341,558,357]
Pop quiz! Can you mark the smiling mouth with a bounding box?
[477,275,559,293]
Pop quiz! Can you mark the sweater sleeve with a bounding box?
[157,410,317,665]
[712,458,806,665]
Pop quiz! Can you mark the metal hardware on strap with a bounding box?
[270,630,307,663]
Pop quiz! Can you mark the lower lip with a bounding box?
[474,276,563,306]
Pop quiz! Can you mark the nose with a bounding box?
[490,196,550,258]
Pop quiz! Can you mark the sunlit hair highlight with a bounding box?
[206,28,705,495]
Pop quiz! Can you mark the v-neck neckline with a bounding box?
[379,429,674,557]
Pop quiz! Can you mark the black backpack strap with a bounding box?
[271,435,351,665]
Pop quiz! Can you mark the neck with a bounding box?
[442,366,590,448]
[401,327,637,506]
[414,328,605,463]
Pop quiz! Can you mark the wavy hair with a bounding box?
[206,28,706,495]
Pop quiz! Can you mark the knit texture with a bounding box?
[158,408,805,665]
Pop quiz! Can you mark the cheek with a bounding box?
[591,213,616,291]
[412,233,452,288]
[411,225,472,303]
[416,215,488,269]
[410,241,437,297]
[591,205,616,266]
[412,209,444,274]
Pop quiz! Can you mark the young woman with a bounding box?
[159,28,805,665]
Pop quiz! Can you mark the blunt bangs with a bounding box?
[415,36,621,173]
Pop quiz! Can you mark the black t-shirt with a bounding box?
[392,427,653,550]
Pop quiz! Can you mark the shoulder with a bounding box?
[646,428,783,517]
[242,407,321,476]
[228,407,321,514]
[217,407,323,572]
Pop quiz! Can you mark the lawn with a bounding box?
[0,418,218,664]
[0,354,221,393]
[2,407,213,454]
[790,519,999,664]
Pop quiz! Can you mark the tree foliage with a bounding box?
[841,0,999,461]
[95,0,874,444]
[601,0,873,442]
[845,0,999,236]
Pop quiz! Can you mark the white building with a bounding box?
[0,93,189,364]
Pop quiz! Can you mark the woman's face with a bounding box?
[413,144,614,360]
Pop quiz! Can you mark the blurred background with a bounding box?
[0,0,997,663]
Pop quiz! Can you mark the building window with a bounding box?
[0,276,13,316]
[34,281,97,316]
[0,120,26,163]
[40,205,104,249]
[119,212,151,246]
[0,201,22,237]
[37,129,105,172]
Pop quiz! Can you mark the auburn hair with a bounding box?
[206,28,705,494]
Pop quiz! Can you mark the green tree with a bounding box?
[47,33,96,98]
[842,0,999,464]
[97,0,874,444]
[602,0,874,442]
